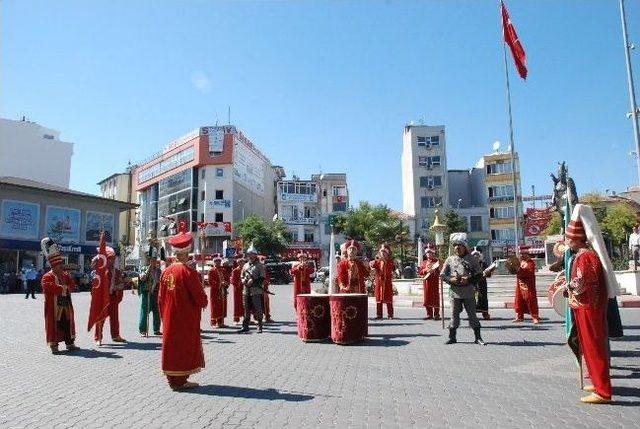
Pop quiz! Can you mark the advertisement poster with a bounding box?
[0,200,40,240]
[85,211,115,243]
[45,206,80,243]
[203,126,224,153]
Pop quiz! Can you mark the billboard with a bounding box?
[0,200,40,240]
[85,211,115,243]
[45,206,80,243]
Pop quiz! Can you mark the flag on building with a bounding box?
[501,0,528,80]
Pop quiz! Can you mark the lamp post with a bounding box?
[430,208,446,330]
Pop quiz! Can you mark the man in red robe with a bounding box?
[209,257,228,328]
[337,240,370,294]
[418,244,441,320]
[513,250,539,324]
[92,245,127,346]
[40,238,80,354]
[290,252,314,310]
[230,256,245,325]
[159,221,208,391]
[370,244,395,319]
[565,217,612,404]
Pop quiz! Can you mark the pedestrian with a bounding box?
[290,252,314,310]
[628,225,640,271]
[40,238,80,354]
[138,250,162,337]
[239,245,266,333]
[564,205,613,404]
[230,256,245,325]
[337,240,370,294]
[511,249,540,324]
[369,243,395,319]
[471,249,492,320]
[209,257,229,328]
[158,221,208,391]
[440,233,486,346]
[418,244,441,320]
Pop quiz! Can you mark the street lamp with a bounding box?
[238,199,245,220]
[430,208,445,247]
[456,199,463,210]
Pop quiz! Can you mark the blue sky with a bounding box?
[2,0,639,209]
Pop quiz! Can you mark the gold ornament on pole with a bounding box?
[430,209,446,329]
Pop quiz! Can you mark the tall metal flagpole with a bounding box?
[619,0,640,185]
[501,6,521,257]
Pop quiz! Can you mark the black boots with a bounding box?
[473,327,486,346]
[445,328,457,344]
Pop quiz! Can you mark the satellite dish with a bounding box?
[492,141,501,152]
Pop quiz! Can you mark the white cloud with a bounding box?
[191,70,212,94]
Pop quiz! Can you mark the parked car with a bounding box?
[264,261,292,284]
[316,266,330,284]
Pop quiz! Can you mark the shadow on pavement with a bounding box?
[367,322,423,327]
[102,341,161,351]
[482,325,552,331]
[352,338,410,347]
[610,349,640,358]
[611,365,640,380]
[367,333,438,340]
[492,340,565,347]
[188,385,314,402]
[67,348,122,359]
[611,386,640,406]
[617,335,640,342]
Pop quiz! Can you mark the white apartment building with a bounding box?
[0,117,74,188]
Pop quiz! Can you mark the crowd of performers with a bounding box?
[37,203,623,402]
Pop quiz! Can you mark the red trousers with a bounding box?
[166,375,188,388]
[573,307,612,399]
[376,303,393,318]
[233,285,244,322]
[425,303,440,318]
[94,300,120,341]
[263,293,271,319]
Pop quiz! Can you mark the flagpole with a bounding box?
[500,4,521,257]
[619,0,640,186]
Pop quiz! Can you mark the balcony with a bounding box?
[488,195,515,204]
[281,216,318,225]
[279,192,318,203]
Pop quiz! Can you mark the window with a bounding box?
[201,190,205,201]
[417,135,440,147]
[200,213,205,222]
[490,206,515,219]
[332,185,347,197]
[488,184,514,198]
[419,175,442,188]
[216,168,224,177]
[491,228,515,241]
[304,232,315,243]
[420,196,442,208]
[215,190,224,200]
[333,202,347,212]
[215,213,223,222]
[470,216,483,232]
[418,156,441,168]
[486,162,513,175]
[201,169,206,179]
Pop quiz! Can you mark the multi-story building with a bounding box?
[97,164,137,251]
[0,117,73,188]
[133,125,277,257]
[477,149,523,258]
[447,168,490,254]
[401,123,449,236]
[276,173,349,266]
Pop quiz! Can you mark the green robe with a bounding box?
[138,265,162,334]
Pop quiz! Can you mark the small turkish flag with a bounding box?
[501,0,527,80]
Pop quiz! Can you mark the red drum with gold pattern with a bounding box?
[329,293,368,345]
[296,294,330,342]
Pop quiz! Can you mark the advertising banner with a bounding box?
[45,206,80,243]
[85,211,115,243]
[0,200,40,240]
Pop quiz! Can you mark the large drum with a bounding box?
[329,293,368,345]
[547,274,567,317]
[296,294,330,342]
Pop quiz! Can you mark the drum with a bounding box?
[296,294,330,342]
[329,293,368,345]
[505,256,520,275]
[547,275,566,317]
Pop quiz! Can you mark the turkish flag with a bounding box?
[501,1,527,80]
[87,232,110,331]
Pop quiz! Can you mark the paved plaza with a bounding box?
[0,284,639,429]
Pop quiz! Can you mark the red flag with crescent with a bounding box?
[87,232,110,331]
[501,0,527,80]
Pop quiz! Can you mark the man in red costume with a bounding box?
[159,221,208,391]
[370,244,395,319]
[513,249,539,324]
[230,256,245,325]
[290,252,314,310]
[90,241,127,346]
[418,244,441,320]
[40,238,80,354]
[337,240,370,294]
[209,257,228,328]
[565,214,612,404]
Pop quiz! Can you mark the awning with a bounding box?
[467,238,490,247]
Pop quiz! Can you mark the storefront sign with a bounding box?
[85,211,115,243]
[280,193,316,202]
[58,244,82,253]
[45,206,80,243]
[0,200,40,240]
[202,126,225,153]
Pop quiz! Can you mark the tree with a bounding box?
[601,203,636,251]
[235,215,291,256]
[438,210,467,260]
[543,211,562,236]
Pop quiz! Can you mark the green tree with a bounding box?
[543,211,562,236]
[601,203,636,250]
[235,214,291,256]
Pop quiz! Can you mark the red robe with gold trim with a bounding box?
[337,259,370,294]
[290,262,314,308]
[42,270,76,345]
[158,262,208,376]
[514,259,539,317]
[208,267,228,324]
[370,258,394,303]
[418,258,440,312]
[230,266,244,320]
[569,248,612,400]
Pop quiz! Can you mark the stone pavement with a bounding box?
[0,285,639,429]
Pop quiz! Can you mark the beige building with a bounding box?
[97,166,137,248]
[401,123,449,236]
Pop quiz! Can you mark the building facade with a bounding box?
[0,117,73,188]
[447,168,490,253]
[401,124,449,236]
[0,177,136,274]
[133,125,277,257]
[97,166,137,253]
